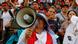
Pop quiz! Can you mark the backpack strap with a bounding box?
[56,17,61,29]
[61,13,65,20]
[8,10,14,19]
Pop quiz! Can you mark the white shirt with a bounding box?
[35,31,47,44]
[17,29,56,44]
[63,16,78,44]
[17,30,47,44]
[56,13,65,22]
[1,11,11,30]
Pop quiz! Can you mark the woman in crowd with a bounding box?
[47,6,61,34]
[61,10,77,44]
[47,6,60,44]
[58,10,77,44]
[63,10,78,44]
[60,10,77,35]
[17,13,55,44]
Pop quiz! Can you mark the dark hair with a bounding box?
[48,18,61,33]
[39,2,44,7]
[67,10,78,20]
[67,10,77,16]
[61,4,69,8]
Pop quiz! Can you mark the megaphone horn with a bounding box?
[16,8,36,28]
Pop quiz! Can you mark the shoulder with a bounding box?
[17,29,27,44]
[56,13,61,16]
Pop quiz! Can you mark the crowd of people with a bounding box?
[0,0,78,44]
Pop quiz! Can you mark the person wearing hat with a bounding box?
[17,13,54,44]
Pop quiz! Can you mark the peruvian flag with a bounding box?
[27,31,53,44]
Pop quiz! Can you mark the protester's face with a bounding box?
[48,8,56,19]
[35,19,45,33]
[2,4,9,11]
[32,3,39,10]
[68,11,76,19]
[62,6,68,13]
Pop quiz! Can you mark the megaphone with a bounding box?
[16,7,36,28]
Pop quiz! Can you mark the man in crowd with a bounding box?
[56,4,69,24]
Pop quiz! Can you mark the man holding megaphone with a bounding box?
[17,13,55,44]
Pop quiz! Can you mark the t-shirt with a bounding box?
[1,11,11,30]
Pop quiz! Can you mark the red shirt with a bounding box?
[27,31,53,44]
